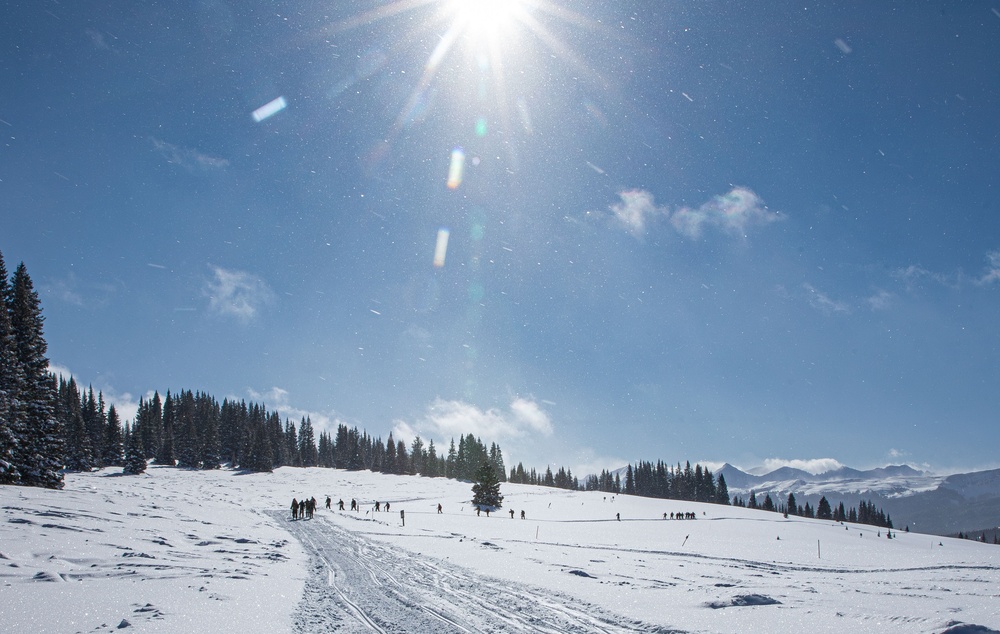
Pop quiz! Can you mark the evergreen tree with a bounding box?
[123,422,147,475]
[150,390,170,467]
[446,438,457,478]
[298,417,317,467]
[103,404,124,467]
[716,473,730,505]
[425,439,439,477]
[471,461,504,509]
[816,496,833,520]
[10,263,63,488]
[761,493,775,512]
[410,436,424,475]
[0,251,20,484]
[786,492,798,517]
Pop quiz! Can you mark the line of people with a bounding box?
[290,497,317,520]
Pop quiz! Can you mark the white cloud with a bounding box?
[610,189,663,237]
[976,250,1000,286]
[803,283,851,314]
[866,289,894,311]
[247,386,339,433]
[606,187,779,240]
[204,266,274,322]
[151,138,229,172]
[670,187,779,239]
[401,397,556,447]
[758,457,844,475]
[892,264,956,289]
[45,363,140,424]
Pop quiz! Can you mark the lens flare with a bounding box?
[447,147,466,189]
[433,228,451,267]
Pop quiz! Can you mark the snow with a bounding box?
[2,466,999,633]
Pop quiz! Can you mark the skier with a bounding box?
[375,501,381,512]
[291,498,298,520]
[326,496,331,510]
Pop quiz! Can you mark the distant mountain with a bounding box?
[721,464,1000,536]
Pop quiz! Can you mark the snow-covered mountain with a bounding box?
[720,463,1000,535]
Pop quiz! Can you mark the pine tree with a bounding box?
[425,439,439,477]
[103,405,123,467]
[123,422,147,475]
[471,461,504,509]
[10,263,63,488]
[716,473,731,505]
[817,496,832,520]
[0,251,20,484]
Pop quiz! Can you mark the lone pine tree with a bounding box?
[471,460,504,510]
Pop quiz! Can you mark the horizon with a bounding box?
[6,1,1000,478]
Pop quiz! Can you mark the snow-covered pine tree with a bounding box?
[471,460,504,510]
[10,263,63,488]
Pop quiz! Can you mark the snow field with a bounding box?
[2,466,998,633]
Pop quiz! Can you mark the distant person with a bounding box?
[351,499,357,512]
[616,512,620,521]
[291,498,298,520]
[299,499,306,518]
[385,502,390,512]
[437,504,443,514]
[485,508,490,517]
[326,496,331,510]
[338,499,345,511]
[476,507,481,517]
[520,510,525,520]
[375,501,381,512]
[400,509,405,527]
[510,509,515,519]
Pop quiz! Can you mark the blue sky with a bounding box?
[3,1,999,475]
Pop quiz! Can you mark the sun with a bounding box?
[446,0,525,42]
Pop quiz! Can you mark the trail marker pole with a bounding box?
[818,540,821,559]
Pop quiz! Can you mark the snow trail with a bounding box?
[271,511,684,633]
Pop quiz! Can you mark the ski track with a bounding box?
[269,511,685,634]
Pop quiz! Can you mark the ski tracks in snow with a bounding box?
[270,512,683,634]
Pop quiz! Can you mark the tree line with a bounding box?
[732,490,894,529]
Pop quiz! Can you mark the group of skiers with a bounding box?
[290,497,317,520]
[291,496,397,519]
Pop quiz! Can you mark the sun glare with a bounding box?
[448,0,524,40]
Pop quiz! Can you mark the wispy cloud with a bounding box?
[392,397,556,446]
[151,138,229,172]
[758,457,844,475]
[605,187,780,240]
[976,250,1000,286]
[204,266,274,322]
[803,283,851,314]
[892,264,957,289]
[866,289,894,311]
[42,272,117,308]
[670,187,780,239]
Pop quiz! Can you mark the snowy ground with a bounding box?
[2,466,999,633]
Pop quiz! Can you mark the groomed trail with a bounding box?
[269,511,684,634]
